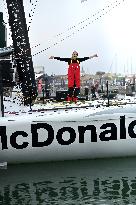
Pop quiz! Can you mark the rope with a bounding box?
[33,0,125,57]
[28,0,40,31]
[30,0,124,50]
[54,0,123,38]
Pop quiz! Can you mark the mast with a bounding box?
[6,0,37,104]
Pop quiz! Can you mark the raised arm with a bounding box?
[49,56,70,62]
[49,56,54,59]
[79,54,98,62]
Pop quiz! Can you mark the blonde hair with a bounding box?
[72,51,78,56]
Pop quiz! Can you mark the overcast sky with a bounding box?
[1,0,136,75]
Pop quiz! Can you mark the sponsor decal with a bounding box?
[0,115,136,150]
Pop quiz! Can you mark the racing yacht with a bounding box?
[1,94,136,164]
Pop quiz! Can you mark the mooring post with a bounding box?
[42,88,45,104]
[0,62,4,117]
[106,80,110,107]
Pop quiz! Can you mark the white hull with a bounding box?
[1,104,136,164]
[0,105,136,163]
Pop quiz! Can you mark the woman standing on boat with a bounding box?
[49,51,98,102]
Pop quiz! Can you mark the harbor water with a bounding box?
[1,157,136,204]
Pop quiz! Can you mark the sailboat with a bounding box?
[1,94,136,164]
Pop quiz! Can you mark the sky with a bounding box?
[1,0,136,75]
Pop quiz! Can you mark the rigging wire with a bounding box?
[108,53,117,73]
[28,0,39,31]
[33,0,125,57]
[31,43,41,49]
[2,0,125,56]
[54,0,116,38]
[31,0,119,49]
[54,0,126,38]
[30,0,122,49]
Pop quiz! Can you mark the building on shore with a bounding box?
[34,66,45,74]
[33,64,136,99]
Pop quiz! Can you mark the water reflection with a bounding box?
[0,158,136,204]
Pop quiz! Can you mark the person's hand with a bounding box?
[90,54,98,59]
[49,56,54,59]
[92,54,98,58]
[93,54,98,57]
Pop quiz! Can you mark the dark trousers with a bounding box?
[68,87,80,97]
